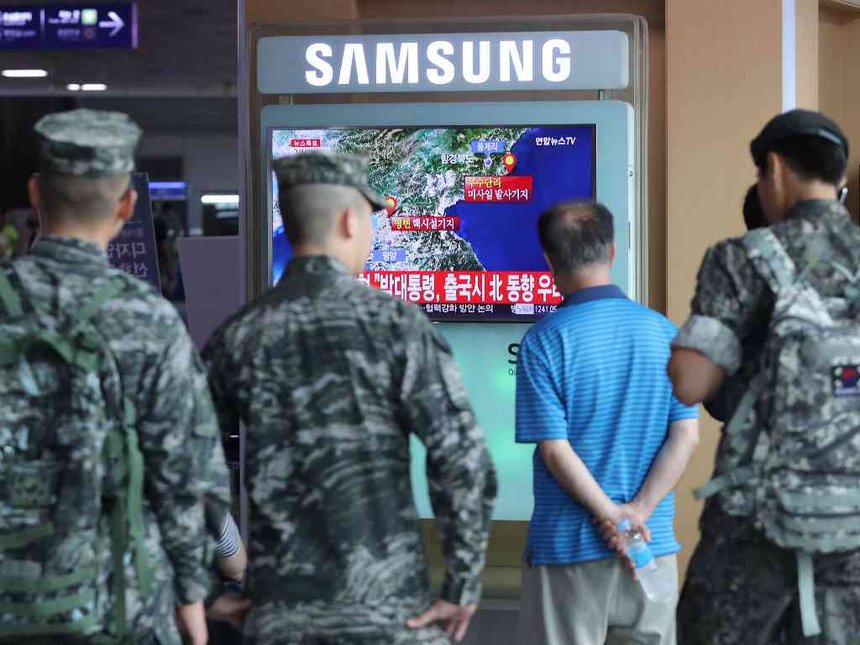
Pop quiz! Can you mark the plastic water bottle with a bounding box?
[617,519,675,602]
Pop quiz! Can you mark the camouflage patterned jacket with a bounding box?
[3,237,231,644]
[203,255,497,644]
[673,199,860,517]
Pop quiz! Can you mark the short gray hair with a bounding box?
[279,183,368,245]
[38,173,131,221]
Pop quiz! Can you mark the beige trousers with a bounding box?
[516,556,679,645]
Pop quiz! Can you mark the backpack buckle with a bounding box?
[75,333,99,354]
[6,461,59,508]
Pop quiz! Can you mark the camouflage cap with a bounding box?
[34,108,142,178]
[273,153,387,210]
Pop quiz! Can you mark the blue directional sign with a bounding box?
[0,8,39,48]
[0,4,137,50]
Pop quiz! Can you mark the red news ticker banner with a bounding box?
[290,138,321,148]
[464,176,533,202]
[391,216,460,232]
[360,271,563,305]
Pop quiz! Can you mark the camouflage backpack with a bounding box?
[695,228,860,637]
[0,265,151,642]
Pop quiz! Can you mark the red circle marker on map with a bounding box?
[385,196,398,215]
[502,152,517,172]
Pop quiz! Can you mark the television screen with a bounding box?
[271,124,596,321]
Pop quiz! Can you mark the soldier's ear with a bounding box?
[116,188,138,225]
[766,151,783,180]
[28,175,42,211]
[342,205,359,239]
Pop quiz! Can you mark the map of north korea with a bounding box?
[272,124,595,321]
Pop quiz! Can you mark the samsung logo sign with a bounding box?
[258,31,629,94]
[305,38,575,87]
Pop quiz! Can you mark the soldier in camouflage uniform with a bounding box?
[702,184,767,424]
[0,109,232,643]
[669,110,860,644]
[203,153,497,644]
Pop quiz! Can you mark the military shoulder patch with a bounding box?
[833,364,860,397]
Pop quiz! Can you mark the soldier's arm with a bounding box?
[201,326,242,441]
[213,513,246,582]
[669,349,725,407]
[670,241,769,405]
[401,311,497,606]
[137,316,232,605]
[703,374,748,421]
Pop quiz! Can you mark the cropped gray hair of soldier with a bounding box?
[38,174,132,222]
[279,184,368,246]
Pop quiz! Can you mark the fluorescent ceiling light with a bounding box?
[67,83,81,91]
[201,194,239,205]
[81,83,107,91]
[2,69,48,78]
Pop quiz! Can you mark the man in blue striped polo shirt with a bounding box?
[515,201,700,645]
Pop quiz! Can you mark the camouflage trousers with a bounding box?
[677,501,860,645]
[6,635,163,645]
[243,630,450,645]
[242,601,452,644]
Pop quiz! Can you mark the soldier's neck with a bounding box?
[292,243,329,258]
[43,221,113,252]
[784,181,838,212]
[292,243,356,273]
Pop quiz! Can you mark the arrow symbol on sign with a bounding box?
[98,11,124,37]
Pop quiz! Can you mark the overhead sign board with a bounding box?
[0,3,137,50]
[258,30,629,94]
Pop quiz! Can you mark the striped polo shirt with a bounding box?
[515,285,698,565]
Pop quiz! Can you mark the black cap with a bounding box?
[750,109,848,166]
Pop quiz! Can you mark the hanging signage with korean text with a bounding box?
[0,3,137,50]
[107,173,161,291]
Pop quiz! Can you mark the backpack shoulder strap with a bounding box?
[694,371,769,500]
[797,551,822,637]
[87,312,152,639]
[0,264,23,319]
[69,279,125,336]
[49,279,127,372]
[0,268,124,371]
[742,228,797,292]
[0,266,26,366]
